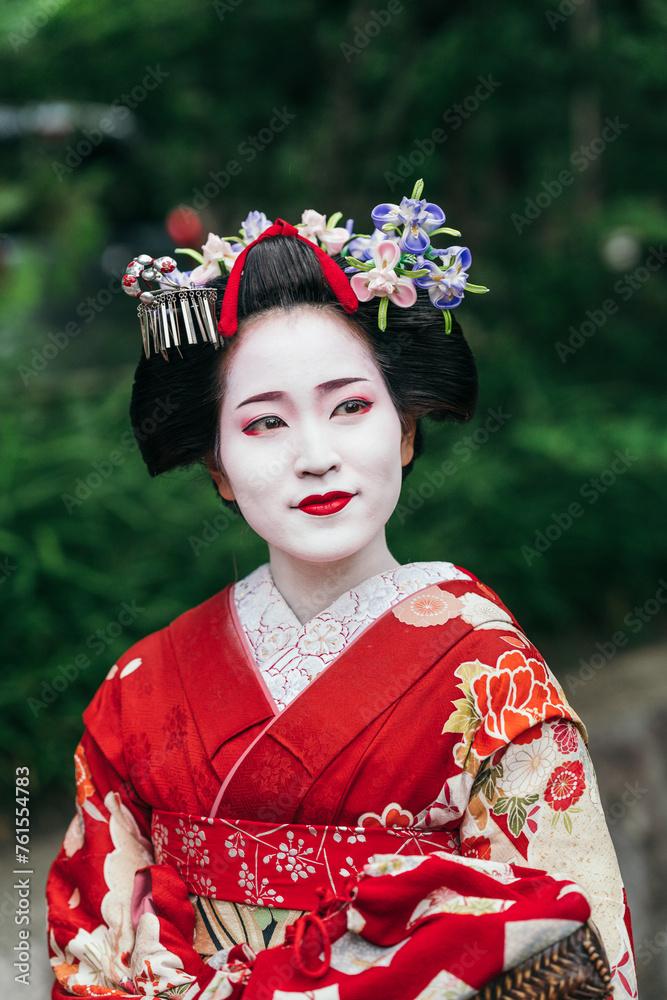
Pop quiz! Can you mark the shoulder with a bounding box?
[433,566,585,759]
[399,562,529,634]
[83,584,233,730]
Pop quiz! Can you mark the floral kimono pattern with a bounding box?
[46,561,636,999]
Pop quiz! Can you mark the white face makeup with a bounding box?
[213,306,415,568]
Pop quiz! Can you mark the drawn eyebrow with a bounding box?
[235,377,370,410]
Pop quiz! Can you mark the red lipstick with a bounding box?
[297,492,354,516]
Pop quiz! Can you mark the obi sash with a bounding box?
[151,809,458,911]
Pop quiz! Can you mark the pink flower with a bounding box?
[393,586,461,627]
[553,720,579,754]
[350,240,417,308]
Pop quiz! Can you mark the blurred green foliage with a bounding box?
[1,0,666,812]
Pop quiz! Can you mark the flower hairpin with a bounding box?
[123,181,488,357]
[343,178,489,333]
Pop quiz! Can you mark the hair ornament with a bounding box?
[344,178,489,333]
[123,182,487,356]
[121,253,219,358]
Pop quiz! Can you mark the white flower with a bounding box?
[131,912,195,992]
[458,592,512,627]
[189,232,241,282]
[297,209,328,242]
[501,736,558,794]
[257,626,298,661]
[151,822,169,860]
[201,232,231,263]
[298,617,346,656]
[53,924,125,987]
[353,577,398,617]
[297,209,349,254]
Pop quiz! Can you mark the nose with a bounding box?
[293,422,341,478]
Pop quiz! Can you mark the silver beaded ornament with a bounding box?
[122,253,220,358]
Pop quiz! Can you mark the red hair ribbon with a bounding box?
[217,218,359,337]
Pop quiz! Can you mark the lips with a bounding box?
[297,492,354,516]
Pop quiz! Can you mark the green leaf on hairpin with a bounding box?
[378,296,389,331]
[175,248,205,264]
[396,267,428,278]
[339,234,367,253]
[443,310,452,334]
[428,227,462,238]
[345,256,373,270]
[410,178,425,200]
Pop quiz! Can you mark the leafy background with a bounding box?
[0,0,665,990]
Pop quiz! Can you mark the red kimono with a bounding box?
[46,562,636,998]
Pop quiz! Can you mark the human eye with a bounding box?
[242,415,286,435]
[331,398,374,417]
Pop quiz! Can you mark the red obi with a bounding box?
[151,809,459,911]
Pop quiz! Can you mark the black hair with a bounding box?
[129,235,478,507]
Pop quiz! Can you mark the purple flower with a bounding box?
[158,267,198,289]
[412,246,471,309]
[240,211,273,242]
[430,244,472,270]
[347,228,399,262]
[371,197,445,254]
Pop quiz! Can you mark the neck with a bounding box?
[268,535,400,625]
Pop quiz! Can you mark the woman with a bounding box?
[46,190,636,999]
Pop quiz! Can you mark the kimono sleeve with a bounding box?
[443,625,637,999]
[46,646,216,999]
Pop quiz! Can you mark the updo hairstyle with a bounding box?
[129,235,479,501]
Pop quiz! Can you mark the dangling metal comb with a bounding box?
[122,254,220,359]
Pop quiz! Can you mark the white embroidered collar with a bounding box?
[233,561,471,710]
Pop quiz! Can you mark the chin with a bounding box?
[281,535,374,565]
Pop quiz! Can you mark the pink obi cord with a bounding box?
[131,868,158,930]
